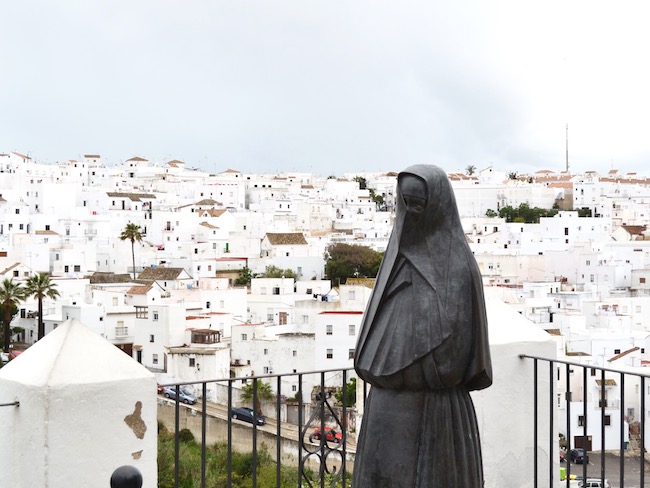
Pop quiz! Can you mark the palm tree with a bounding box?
[120,223,144,279]
[0,279,26,353]
[25,273,60,341]
[465,164,476,176]
[241,379,275,415]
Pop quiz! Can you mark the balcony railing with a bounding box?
[162,359,650,488]
[159,368,355,488]
[114,327,129,337]
[597,398,620,409]
[520,354,649,488]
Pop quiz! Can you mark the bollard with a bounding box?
[110,465,143,488]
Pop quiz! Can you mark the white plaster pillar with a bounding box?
[0,319,157,487]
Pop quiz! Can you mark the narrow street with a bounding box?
[163,396,357,450]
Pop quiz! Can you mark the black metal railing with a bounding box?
[159,368,355,488]
[521,354,649,488]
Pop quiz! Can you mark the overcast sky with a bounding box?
[2,1,650,176]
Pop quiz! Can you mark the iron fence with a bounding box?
[521,354,649,488]
[160,368,355,488]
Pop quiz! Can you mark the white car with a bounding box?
[579,479,611,488]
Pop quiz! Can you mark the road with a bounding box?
[562,452,650,488]
[160,395,357,450]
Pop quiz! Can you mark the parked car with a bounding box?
[162,386,197,405]
[157,384,165,394]
[231,407,265,426]
[569,448,589,464]
[309,427,342,444]
[579,478,611,488]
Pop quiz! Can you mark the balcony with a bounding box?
[5,317,647,488]
[114,326,129,337]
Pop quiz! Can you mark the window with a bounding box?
[326,349,333,359]
[591,368,596,377]
[586,260,591,266]
[349,324,355,335]
[279,312,288,325]
[150,335,155,343]
[349,349,355,359]
[326,324,333,335]
[206,301,211,309]
[273,287,280,295]
[135,306,148,319]
[641,277,647,284]
[578,415,585,426]
[263,367,269,374]
[264,348,268,355]
[189,358,195,367]
[292,385,297,392]
[153,311,159,321]
[604,415,611,426]
[220,300,224,308]
[292,350,297,357]
[306,288,313,295]
[153,354,158,365]
[64,265,69,273]
[242,333,248,341]
[348,290,356,300]
[74,265,80,272]
[302,315,309,324]
[112,297,118,306]
[614,349,621,354]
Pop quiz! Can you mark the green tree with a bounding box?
[499,203,557,223]
[235,266,253,286]
[368,189,385,209]
[324,243,383,285]
[240,379,275,415]
[258,265,297,279]
[485,209,498,218]
[465,165,476,175]
[508,171,518,180]
[25,272,60,340]
[334,377,357,407]
[0,279,26,353]
[120,223,144,279]
[352,176,367,190]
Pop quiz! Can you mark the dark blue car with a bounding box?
[570,448,589,464]
[231,407,265,425]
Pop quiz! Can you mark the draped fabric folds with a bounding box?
[353,165,492,487]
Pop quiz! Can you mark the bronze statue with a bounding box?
[354,164,492,487]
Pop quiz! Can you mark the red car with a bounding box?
[309,427,342,444]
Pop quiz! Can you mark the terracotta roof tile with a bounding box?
[138,267,187,281]
[265,232,308,245]
[127,284,153,295]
